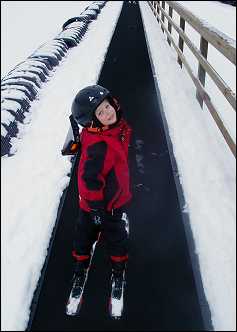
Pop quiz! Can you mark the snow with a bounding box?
[1,0,236,331]
[139,2,236,331]
[1,1,94,78]
[177,1,236,40]
[1,89,30,101]
[1,124,8,137]
[1,109,16,126]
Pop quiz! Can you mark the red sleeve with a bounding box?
[78,140,108,210]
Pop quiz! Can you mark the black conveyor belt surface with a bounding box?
[29,2,206,331]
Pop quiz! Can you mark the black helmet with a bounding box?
[71,84,111,127]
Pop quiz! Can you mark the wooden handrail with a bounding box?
[157,3,236,111]
[148,1,236,158]
[166,1,236,65]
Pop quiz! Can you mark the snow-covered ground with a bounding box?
[1,1,236,331]
[1,1,93,78]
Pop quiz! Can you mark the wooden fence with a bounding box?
[148,1,236,158]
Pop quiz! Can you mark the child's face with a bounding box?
[95,99,117,126]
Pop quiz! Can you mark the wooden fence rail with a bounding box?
[148,1,236,158]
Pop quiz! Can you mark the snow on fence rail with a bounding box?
[148,1,236,158]
[1,1,107,158]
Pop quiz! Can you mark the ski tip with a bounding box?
[110,315,123,320]
[66,310,79,317]
[108,297,123,320]
[65,306,82,317]
[65,296,83,316]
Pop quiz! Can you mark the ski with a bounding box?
[109,212,128,319]
[109,270,126,319]
[66,238,98,316]
[65,268,89,316]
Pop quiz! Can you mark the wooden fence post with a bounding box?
[177,17,185,67]
[157,1,160,15]
[161,1,165,33]
[167,5,173,46]
[154,1,158,19]
[151,1,155,14]
[196,37,209,108]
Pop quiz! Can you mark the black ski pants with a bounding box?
[73,208,129,260]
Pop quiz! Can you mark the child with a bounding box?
[68,84,132,315]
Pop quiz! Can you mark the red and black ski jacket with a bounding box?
[77,118,132,213]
